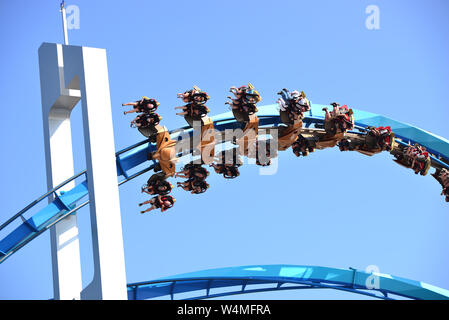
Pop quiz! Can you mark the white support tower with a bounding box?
[38,43,127,300]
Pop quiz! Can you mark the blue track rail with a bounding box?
[1,103,448,266]
[127,264,449,300]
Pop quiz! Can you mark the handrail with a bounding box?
[0,164,154,264]
[0,170,87,232]
[0,135,156,233]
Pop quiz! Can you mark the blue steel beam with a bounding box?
[127,264,449,300]
[1,104,449,264]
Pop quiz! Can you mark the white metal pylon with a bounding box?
[38,43,127,300]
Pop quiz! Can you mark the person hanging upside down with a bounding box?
[226,97,258,114]
[432,168,449,202]
[277,89,310,122]
[177,86,209,104]
[226,83,261,115]
[409,145,430,174]
[394,143,431,175]
[175,162,209,180]
[130,113,161,128]
[210,163,241,179]
[209,149,242,179]
[122,97,159,114]
[175,86,210,119]
[142,173,173,196]
[177,177,210,194]
[366,126,393,151]
[139,195,176,214]
[322,102,354,135]
[175,102,210,118]
[292,135,315,157]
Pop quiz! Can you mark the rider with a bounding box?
[130,112,161,128]
[177,177,210,194]
[409,145,429,174]
[175,86,210,118]
[139,195,176,214]
[123,97,159,115]
[177,86,209,104]
[142,173,173,196]
[278,89,310,120]
[292,135,314,156]
[210,163,241,179]
[226,83,261,115]
[432,168,449,202]
[175,102,210,118]
[210,150,242,179]
[440,169,449,202]
[175,162,209,180]
[322,102,354,134]
[366,126,393,151]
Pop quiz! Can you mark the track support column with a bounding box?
[38,43,127,300]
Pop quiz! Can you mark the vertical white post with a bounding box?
[38,43,128,300]
[39,44,82,300]
[60,2,69,45]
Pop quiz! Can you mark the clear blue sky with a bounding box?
[0,0,448,300]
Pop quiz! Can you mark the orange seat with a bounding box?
[278,119,303,151]
[151,126,178,176]
[198,117,216,164]
[237,115,259,156]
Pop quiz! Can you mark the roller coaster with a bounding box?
[1,90,449,299]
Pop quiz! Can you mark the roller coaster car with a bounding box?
[231,106,258,127]
[338,137,362,152]
[148,129,178,176]
[142,172,173,196]
[338,126,395,156]
[431,168,449,201]
[323,105,354,136]
[135,113,162,140]
[232,113,259,156]
[228,84,261,119]
[314,131,344,150]
[277,120,303,151]
[279,109,301,125]
[278,92,309,125]
[365,126,395,151]
[292,134,316,157]
[198,117,216,164]
[184,116,216,164]
[393,144,431,176]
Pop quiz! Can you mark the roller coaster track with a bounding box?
[1,103,448,299]
[127,264,449,300]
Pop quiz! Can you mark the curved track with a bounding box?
[127,264,449,300]
[1,102,448,299]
